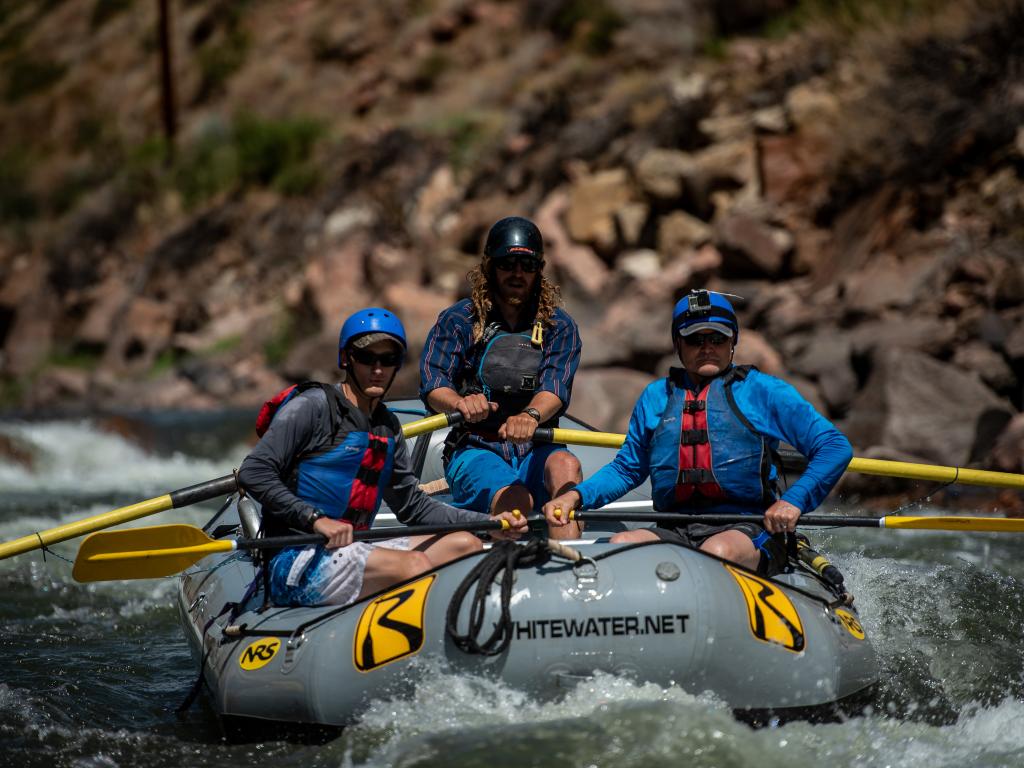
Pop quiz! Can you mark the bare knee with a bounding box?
[444,531,483,557]
[491,484,533,515]
[610,529,659,544]
[400,550,433,581]
[546,451,582,489]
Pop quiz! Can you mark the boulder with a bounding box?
[842,348,1015,467]
[734,330,785,377]
[848,316,958,359]
[568,367,656,434]
[658,210,713,257]
[305,235,372,325]
[566,168,636,252]
[990,413,1024,473]
[0,256,56,377]
[714,201,793,277]
[381,282,452,362]
[536,188,610,298]
[633,148,693,199]
[788,332,858,412]
[951,342,1016,393]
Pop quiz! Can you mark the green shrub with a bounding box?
[90,0,133,29]
[550,0,625,56]
[233,114,323,190]
[4,53,67,102]
[196,26,250,100]
[0,149,38,222]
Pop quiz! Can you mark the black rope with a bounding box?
[446,540,551,657]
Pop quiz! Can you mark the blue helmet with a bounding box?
[338,308,407,368]
[672,290,739,342]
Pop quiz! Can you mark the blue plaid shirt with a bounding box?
[419,299,582,460]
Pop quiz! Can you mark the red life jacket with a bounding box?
[674,384,728,504]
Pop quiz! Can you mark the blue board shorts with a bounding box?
[446,443,572,512]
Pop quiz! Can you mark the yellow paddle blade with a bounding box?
[881,516,1024,533]
[73,524,234,583]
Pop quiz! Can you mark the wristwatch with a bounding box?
[522,407,542,422]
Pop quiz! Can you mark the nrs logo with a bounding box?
[238,638,281,670]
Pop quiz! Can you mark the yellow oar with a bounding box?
[533,427,1024,491]
[72,519,508,583]
[572,511,1024,533]
[0,410,463,561]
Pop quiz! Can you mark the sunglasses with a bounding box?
[492,255,543,274]
[681,332,730,348]
[349,348,403,367]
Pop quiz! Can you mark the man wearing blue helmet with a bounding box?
[420,216,583,539]
[543,290,853,575]
[239,307,526,606]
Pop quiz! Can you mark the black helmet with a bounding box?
[483,216,544,260]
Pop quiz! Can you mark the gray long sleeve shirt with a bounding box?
[238,386,489,536]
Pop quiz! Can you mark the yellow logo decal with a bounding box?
[238,637,281,670]
[725,564,805,653]
[834,608,865,640]
[354,574,435,672]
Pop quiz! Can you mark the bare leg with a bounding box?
[609,528,660,544]
[544,451,583,540]
[490,483,533,518]
[408,531,482,566]
[700,530,760,570]
[358,547,434,599]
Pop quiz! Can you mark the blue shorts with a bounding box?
[446,443,572,513]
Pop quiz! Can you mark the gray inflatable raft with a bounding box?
[176,404,878,730]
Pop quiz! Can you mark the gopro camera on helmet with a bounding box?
[686,290,712,316]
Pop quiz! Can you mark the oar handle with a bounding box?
[402,411,464,438]
[234,518,510,551]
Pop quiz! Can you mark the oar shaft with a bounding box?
[573,511,1024,533]
[538,429,1024,491]
[573,511,883,528]
[2,410,466,562]
[0,474,238,560]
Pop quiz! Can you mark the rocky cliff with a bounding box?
[2,0,1024,478]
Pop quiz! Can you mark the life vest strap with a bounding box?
[678,468,716,484]
[679,428,708,445]
[682,400,706,413]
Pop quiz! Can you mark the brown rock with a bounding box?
[658,211,713,257]
[788,332,857,412]
[633,148,693,199]
[566,168,636,252]
[842,348,1015,466]
[0,256,56,376]
[990,413,1024,473]
[848,316,958,358]
[715,202,793,277]
[536,189,609,298]
[305,236,372,325]
[568,367,656,434]
[951,342,1016,393]
[75,276,132,346]
[734,330,785,377]
[381,282,452,362]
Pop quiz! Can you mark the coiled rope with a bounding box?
[445,539,552,656]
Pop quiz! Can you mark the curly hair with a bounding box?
[467,258,562,342]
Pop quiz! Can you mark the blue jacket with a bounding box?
[575,367,852,514]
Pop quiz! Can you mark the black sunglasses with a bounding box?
[681,332,730,348]
[493,255,543,274]
[349,348,403,367]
